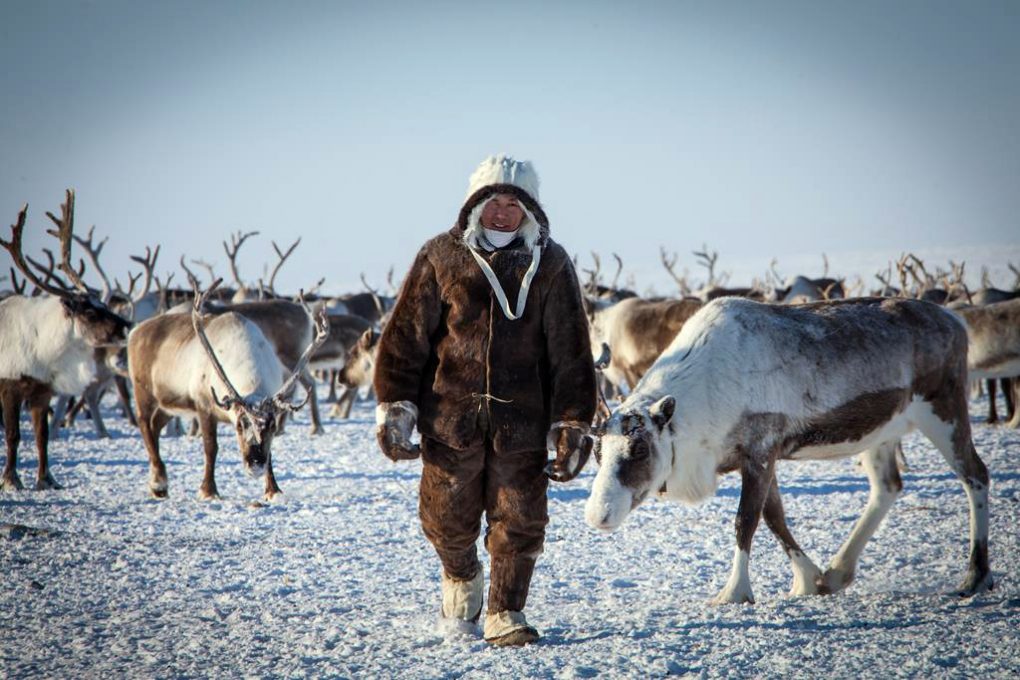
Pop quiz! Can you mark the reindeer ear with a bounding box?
[649,395,675,430]
[358,328,374,349]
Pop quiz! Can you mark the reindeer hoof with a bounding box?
[35,474,63,491]
[1,473,25,492]
[711,591,755,605]
[150,487,169,499]
[310,426,324,436]
[197,489,221,501]
[264,490,283,502]
[816,567,854,595]
[788,577,821,597]
[956,570,994,597]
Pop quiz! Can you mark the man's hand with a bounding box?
[545,421,594,482]
[375,401,421,461]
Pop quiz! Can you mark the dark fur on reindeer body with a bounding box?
[587,296,991,603]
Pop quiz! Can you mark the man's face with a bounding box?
[480,194,524,232]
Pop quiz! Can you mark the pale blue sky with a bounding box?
[2,0,1018,294]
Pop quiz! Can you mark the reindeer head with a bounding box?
[61,293,131,346]
[585,395,676,531]
[218,395,283,477]
[2,194,133,345]
[339,327,378,389]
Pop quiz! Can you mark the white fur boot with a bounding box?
[483,610,540,647]
[437,570,483,635]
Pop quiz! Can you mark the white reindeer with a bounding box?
[0,194,131,490]
[127,280,327,500]
[585,297,992,604]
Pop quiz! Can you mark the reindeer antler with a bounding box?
[267,237,300,294]
[659,246,689,296]
[72,225,112,302]
[692,244,719,287]
[610,253,623,290]
[272,291,330,413]
[1,204,78,298]
[43,189,93,295]
[153,272,176,314]
[360,273,386,319]
[128,245,159,303]
[223,229,259,288]
[581,252,602,294]
[191,278,247,411]
[179,255,201,290]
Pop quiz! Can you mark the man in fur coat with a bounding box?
[374,154,597,646]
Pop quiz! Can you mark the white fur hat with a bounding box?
[465,154,540,202]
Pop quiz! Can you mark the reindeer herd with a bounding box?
[2,190,1018,604]
[1,191,390,497]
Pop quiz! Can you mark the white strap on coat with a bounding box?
[468,244,542,321]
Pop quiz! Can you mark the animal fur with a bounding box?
[586,297,991,603]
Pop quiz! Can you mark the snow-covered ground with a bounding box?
[2,386,1018,678]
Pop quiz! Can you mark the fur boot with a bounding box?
[483,610,539,647]
[437,569,484,635]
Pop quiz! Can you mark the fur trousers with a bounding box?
[418,435,549,614]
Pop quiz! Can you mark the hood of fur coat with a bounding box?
[455,155,550,250]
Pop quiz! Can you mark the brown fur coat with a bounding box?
[374,184,597,454]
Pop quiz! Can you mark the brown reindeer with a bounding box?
[128,280,327,500]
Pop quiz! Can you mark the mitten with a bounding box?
[545,421,594,482]
[375,401,421,461]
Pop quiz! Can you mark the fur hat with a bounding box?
[465,154,540,203]
[459,154,548,250]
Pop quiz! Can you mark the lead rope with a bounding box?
[467,244,542,321]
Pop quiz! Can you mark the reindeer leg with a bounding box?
[263,454,282,501]
[138,400,171,498]
[917,407,992,595]
[326,369,338,403]
[197,413,220,500]
[1,384,24,491]
[66,394,87,429]
[50,394,70,439]
[301,371,323,435]
[1005,378,1018,428]
[714,457,774,605]
[84,383,110,439]
[115,376,137,427]
[818,440,901,594]
[29,386,60,490]
[762,476,822,596]
[986,379,998,424]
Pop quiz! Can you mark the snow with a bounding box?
[2,387,1019,678]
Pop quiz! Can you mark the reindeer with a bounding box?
[586,296,703,394]
[127,280,328,500]
[308,313,371,408]
[0,193,131,490]
[334,326,380,418]
[586,297,992,604]
[957,298,1020,428]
